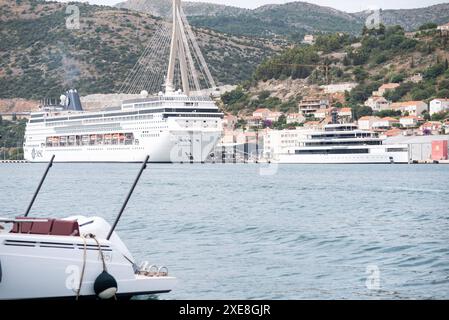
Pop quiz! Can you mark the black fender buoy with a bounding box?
[94,271,118,299]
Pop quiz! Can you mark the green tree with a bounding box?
[419,23,438,31]
[254,46,320,81]
[258,90,271,101]
[384,82,414,102]
[424,63,446,79]
[374,110,401,118]
[390,73,405,83]
[374,53,388,65]
[440,73,449,85]
[437,89,449,98]
[431,111,449,121]
[352,105,373,120]
[353,67,368,82]
[221,87,246,105]
[273,115,287,129]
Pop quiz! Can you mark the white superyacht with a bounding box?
[265,123,410,164]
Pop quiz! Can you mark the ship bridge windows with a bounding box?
[30,119,45,123]
[387,147,408,152]
[305,140,382,146]
[311,133,375,139]
[295,149,370,155]
[163,113,223,119]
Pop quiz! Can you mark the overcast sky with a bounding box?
[63,0,448,13]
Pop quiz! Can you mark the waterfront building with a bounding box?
[302,35,315,45]
[364,96,391,112]
[373,83,400,97]
[420,121,443,135]
[386,134,449,161]
[0,112,31,121]
[338,107,353,120]
[400,116,424,128]
[407,73,423,84]
[223,114,238,130]
[358,116,381,130]
[372,117,399,131]
[286,113,305,124]
[252,108,283,122]
[298,96,330,116]
[429,99,449,116]
[391,101,428,116]
[320,83,358,94]
[437,22,449,32]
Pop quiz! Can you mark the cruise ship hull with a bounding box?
[24,130,222,163]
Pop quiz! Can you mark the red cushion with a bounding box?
[30,219,54,235]
[10,217,80,236]
[10,223,19,233]
[51,220,80,236]
[13,217,33,234]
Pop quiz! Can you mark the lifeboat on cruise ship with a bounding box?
[0,155,176,300]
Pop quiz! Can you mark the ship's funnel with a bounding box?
[65,89,83,111]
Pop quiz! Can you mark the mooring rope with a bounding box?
[76,235,88,300]
[76,233,116,300]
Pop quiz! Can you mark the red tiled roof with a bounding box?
[380,83,400,90]
[253,108,270,113]
[305,121,321,125]
[385,128,402,137]
[359,116,380,121]
[382,117,399,122]
[401,116,423,120]
[391,101,425,108]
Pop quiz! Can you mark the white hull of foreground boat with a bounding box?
[0,217,176,300]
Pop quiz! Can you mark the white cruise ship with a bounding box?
[264,123,410,164]
[24,0,223,163]
[24,91,223,163]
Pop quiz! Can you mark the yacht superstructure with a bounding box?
[264,124,410,164]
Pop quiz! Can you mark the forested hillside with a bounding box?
[0,0,279,99]
[222,25,449,116]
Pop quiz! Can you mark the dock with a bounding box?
[412,160,449,164]
[0,160,29,164]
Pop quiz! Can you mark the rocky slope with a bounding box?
[117,0,449,40]
[0,0,280,99]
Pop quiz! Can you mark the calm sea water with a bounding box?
[1,163,448,299]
